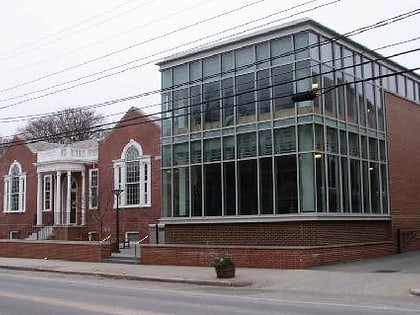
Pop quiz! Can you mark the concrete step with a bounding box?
[103,256,139,265]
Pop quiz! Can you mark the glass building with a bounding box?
[158,18,419,221]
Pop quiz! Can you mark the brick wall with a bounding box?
[165,220,391,246]
[86,108,161,241]
[141,242,393,269]
[0,138,38,239]
[0,240,111,262]
[385,92,420,252]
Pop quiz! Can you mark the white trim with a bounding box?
[55,171,62,225]
[43,174,52,211]
[9,231,19,239]
[81,171,86,225]
[120,139,143,159]
[88,168,98,209]
[113,142,152,208]
[3,161,26,213]
[159,214,391,225]
[125,231,140,242]
[37,173,42,225]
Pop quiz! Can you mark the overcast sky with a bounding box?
[0,0,418,138]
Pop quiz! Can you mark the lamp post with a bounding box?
[112,187,123,253]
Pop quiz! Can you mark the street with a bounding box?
[1,269,419,315]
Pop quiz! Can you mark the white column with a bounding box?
[55,171,62,225]
[36,173,43,226]
[81,171,86,226]
[67,171,71,225]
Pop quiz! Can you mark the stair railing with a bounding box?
[134,234,150,258]
[37,225,53,240]
[100,234,112,245]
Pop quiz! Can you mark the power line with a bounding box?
[0,0,156,61]
[0,0,213,75]
[3,53,419,144]
[0,5,418,113]
[0,34,418,125]
[5,64,419,151]
[0,0,271,94]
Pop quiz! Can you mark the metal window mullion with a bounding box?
[188,163,192,218]
[200,139,204,217]
[234,160,238,216]
[256,128,261,215]
[321,124,327,213]
[271,128,276,214]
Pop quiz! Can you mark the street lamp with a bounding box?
[112,187,123,253]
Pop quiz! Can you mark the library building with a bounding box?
[141,18,420,268]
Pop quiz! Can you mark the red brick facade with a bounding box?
[0,240,111,262]
[0,108,161,244]
[0,138,38,239]
[386,93,420,252]
[163,221,391,246]
[86,108,161,241]
[140,91,420,268]
[141,242,393,269]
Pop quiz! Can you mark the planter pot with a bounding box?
[215,266,236,278]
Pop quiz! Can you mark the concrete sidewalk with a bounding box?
[1,252,420,298]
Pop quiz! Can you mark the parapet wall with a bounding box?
[141,242,394,269]
[0,240,111,262]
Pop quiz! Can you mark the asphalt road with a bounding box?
[1,269,420,315]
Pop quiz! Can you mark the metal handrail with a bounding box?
[100,234,112,245]
[134,234,150,258]
[135,234,149,245]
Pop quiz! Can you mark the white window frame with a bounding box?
[9,231,19,239]
[3,161,26,213]
[113,140,152,208]
[43,174,52,211]
[125,231,140,243]
[89,168,99,209]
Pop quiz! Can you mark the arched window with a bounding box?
[113,140,151,207]
[4,161,26,212]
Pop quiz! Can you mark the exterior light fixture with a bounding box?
[292,83,320,102]
[314,153,322,159]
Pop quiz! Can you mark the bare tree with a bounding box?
[90,192,114,240]
[19,108,106,144]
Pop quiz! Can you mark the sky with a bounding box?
[0,0,419,138]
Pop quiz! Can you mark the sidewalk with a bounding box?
[1,251,420,298]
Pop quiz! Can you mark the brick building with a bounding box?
[0,107,161,244]
[141,18,420,268]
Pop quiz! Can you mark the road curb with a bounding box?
[0,265,252,287]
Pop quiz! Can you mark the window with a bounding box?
[125,231,140,243]
[203,81,220,129]
[43,175,52,211]
[89,169,98,209]
[114,141,151,208]
[4,162,26,213]
[236,73,255,123]
[9,231,19,239]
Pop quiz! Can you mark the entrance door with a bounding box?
[61,176,78,225]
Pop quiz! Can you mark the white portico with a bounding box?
[35,140,98,227]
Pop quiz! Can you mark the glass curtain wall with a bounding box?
[161,29,391,218]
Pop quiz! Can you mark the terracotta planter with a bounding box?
[215,266,236,278]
